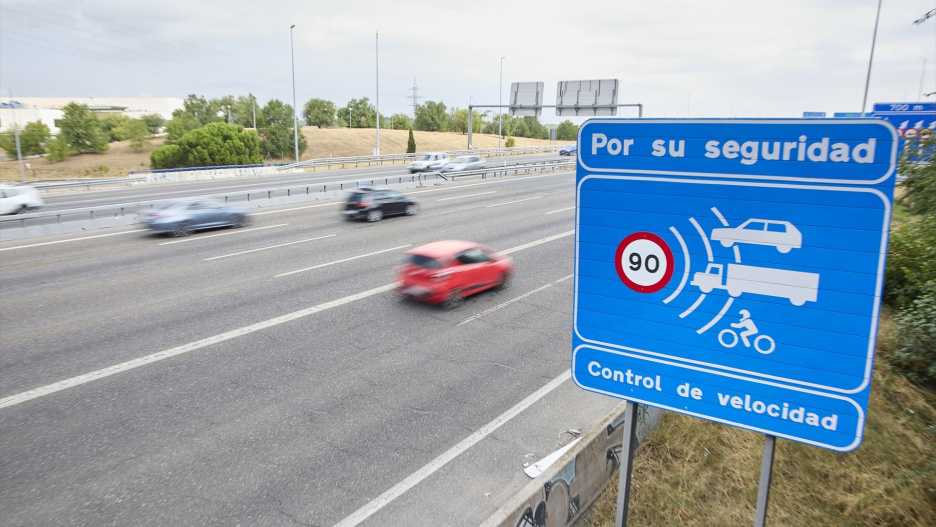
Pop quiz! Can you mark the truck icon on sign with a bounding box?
[691,263,819,306]
[710,219,802,253]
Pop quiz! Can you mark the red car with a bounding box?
[395,240,514,308]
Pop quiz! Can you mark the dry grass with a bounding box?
[578,310,936,526]
[0,127,559,183]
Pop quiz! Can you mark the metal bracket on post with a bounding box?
[614,400,640,527]
[754,435,776,527]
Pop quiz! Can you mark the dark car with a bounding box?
[395,240,514,308]
[141,197,250,237]
[342,186,419,222]
[559,145,577,156]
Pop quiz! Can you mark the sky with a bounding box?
[1,0,935,125]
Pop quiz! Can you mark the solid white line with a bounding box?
[485,196,541,208]
[275,245,411,277]
[545,206,575,214]
[1,230,574,410]
[0,229,144,251]
[0,282,398,409]
[204,234,335,261]
[457,275,573,326]
[436,191,496,201]
[331,369,572,527]
[159,224,289,245]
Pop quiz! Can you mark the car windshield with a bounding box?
[416,154,431,161]
[346,192,366,203]
[452,156,472,163]
[407,254,442,269]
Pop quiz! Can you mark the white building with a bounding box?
[0,96,184,134]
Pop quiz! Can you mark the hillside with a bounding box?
[0,128,561,183]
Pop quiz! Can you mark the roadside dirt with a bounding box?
[0,128,562,183]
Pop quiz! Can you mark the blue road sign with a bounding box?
[872,102,936,140]
[802,111,826,118]
[572,119,897,452]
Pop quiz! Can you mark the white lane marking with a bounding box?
[0,230,572,409]
[0,229,144,252]
[204,234,336,261]
[0,283,398,410]
[500,230,573,255]
[545,206,574,214]
[332,369,572,527]
[485,196,541,208]
[436,191,496,202]
[275,245,411,277]
[457,275,573,326]
[159,224,289,245]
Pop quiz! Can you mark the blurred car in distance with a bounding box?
[0,184,43,214]
[441,155,486,173]
[395,240,514,308]
[409,152,450,173]
[342,186,419,222]
[559,145,577,156]
[141,197,250,237]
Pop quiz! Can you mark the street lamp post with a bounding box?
[919,57,927,102]
[499,56,505,149]
[5,88,24,183]
[861,0,883,116]
[290,24,299,163]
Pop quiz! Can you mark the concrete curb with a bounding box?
[482,403,662,527]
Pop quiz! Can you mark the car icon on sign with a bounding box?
[710,219,802,253]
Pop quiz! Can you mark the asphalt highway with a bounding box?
[0,166,623,526]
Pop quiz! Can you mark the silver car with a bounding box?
[441,155,486,173]
[0,184,43,215]
[141,197,250,237]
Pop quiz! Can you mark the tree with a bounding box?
[453,109,469,134]
[0,121,51,157]
[165,113,202,144]
[140,114,165,135]
[414,100,450,132]
[46,136,69,162]
[114,118,152,151]
[337,98,377,129]
[57,102,109,154]
[407,128,416,154]
[303,98,336,128]
[390,113,412,130]
[173,94,222,126]
[150,122,262,169]
[556,120,578,141]
[258,99,307,159]
[99,114,129,142]
[229,94,259,128]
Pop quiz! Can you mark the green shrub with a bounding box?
[150,144,184,169]
[505,136,515,147]
[885,215,936,308]
[889,282,936,386]
[406,128,416,154]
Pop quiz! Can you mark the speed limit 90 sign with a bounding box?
[614,232,674,293]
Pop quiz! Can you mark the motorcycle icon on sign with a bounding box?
[719,309,775,354]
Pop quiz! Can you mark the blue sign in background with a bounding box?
[572,119,896,452]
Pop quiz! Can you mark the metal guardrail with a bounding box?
[0,160,574,231]
[280,145,565,171]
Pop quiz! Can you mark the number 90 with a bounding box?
[629,252,660,273]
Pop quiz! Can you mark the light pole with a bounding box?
[499,56,505,149]
[290,24,299,163]
[4,88,24,183]
[861,0,883,116]
[375,31,380,156]
[919,57,927,102]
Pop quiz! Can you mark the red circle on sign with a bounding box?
[614,232,675,293]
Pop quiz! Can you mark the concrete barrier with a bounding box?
[482,403,662,527]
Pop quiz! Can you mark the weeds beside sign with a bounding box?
[572,119,897,451]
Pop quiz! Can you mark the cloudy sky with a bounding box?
[1,0,934,124]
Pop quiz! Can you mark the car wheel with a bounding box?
[405,204,419,216]
[442,290,464,310]
[497,271,510,289]
[170,221,193,237]
[15,204,29,214]
[366,209,383,222]
[230,214,249,228]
